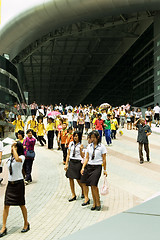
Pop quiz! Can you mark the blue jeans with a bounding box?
[98,130,102,141]
[105,129,112,145]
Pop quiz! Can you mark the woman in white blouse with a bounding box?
[0,142,30,238]
[65,131,84,202]
[81,130,107,211]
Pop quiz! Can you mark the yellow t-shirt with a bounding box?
[46,123,55,131]
[111,119,118,130]
[92,117,98,124]
[12,120,25,133]
[120,110,126,116]
[37,123,45,136]
[27,120,37,132]
[16,139,24,144]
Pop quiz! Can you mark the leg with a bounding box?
[91,186,96,207]
[69,178,76,198]
[105,130,109,145]
[92,186,100,206]
[20,205,29,229]
[25,159,33,181]
[38,136,44,146]
[0,205,10,232]
[138,143,143,163]
[81,183,89,202]
[76,179,84,195]
[144,143,150,161]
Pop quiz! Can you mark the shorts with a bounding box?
[154,113,159,121]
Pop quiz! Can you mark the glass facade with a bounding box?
[82,24,154,108]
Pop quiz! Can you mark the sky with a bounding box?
[0,0,43,29]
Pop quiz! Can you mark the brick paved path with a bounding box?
[0,128,160,240]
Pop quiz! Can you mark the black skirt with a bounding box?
[66,159,82,180]
[5,180,25,206]
[81,164,102,186]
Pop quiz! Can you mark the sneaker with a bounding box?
[140,160,144,164]
[147,158,150,162]
[0,178,3,184]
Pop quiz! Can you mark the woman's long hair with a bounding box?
[16,141,24,156]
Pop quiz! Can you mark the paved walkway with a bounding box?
[0,126,160,240]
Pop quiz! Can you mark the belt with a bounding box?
[8,179,23,184]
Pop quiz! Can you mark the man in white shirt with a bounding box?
[153,103,160,127]
[0,141,3,184]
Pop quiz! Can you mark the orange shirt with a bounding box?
[66,133,73,148]
[59,129,68,144]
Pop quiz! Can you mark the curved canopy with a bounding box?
[0,0,160,105]
[0,0,160,59]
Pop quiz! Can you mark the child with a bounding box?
[58,123,68,164]
[94,113,104,141]
[37,117,46,146]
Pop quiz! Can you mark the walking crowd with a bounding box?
[0,101,159,237]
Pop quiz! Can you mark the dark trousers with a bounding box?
[105,129,112,145]
[38,136,46,146]
[48,130,54,149]
[32,131,38,140]
[61,144,67,163]
[111,130,116,139]
[78,124,84,134]
[98,130,102,141]
[138,142,150,161]
[15,132,18,139]
[23,158,34,181]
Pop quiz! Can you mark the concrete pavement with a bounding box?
[0,127,160,240]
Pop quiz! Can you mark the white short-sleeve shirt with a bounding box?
[87,143,107,165]
[69,141,82,161]
[7,155,25,181]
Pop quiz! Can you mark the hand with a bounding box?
[80,144,84,150]
[81,168,84,175]
[64,164,68,171]
[104,170,107,177]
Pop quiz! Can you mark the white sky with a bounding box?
[0,0,43,29]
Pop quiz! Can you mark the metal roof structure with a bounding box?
[0,0,160,104]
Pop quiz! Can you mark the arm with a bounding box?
[102,153,107,176]
[81,152,89,175]
[12,145,22,162]
[134,118,140,126]
[64,149,70,171]
[80,144,85,158]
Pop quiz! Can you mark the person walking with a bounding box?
[0,142,30,238]
[120,107,126,128]
[134,118,152,164]
[23,129,36,184]
[27,115,38,139]
[104,114,112,146]
[81,130,107,211]
[145,107,152,127]
[64,131,84,202]
[16,130,24,144]
[37,117,46,146]
[153,103,160,127]
[11,114,25,138]
[58,123,68,164]
[77,111,85,134]
[94,113,104,141]
[46,118,55,149]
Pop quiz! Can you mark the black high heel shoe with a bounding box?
[69,196,76,202]
[0,228,7,238]
[82,199,90,206]
[21,223,30,233]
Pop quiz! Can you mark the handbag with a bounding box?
[26,150,35,158]
[100,176,109,195]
